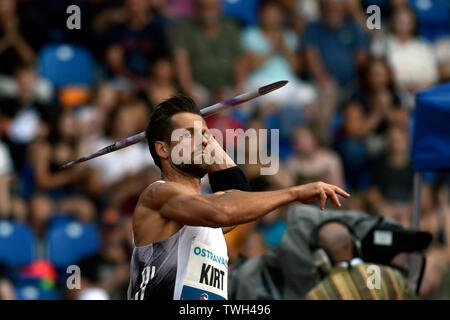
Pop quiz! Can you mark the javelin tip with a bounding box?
[258,80,288,95]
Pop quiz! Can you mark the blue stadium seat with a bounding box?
[222,0,260,26]
[37,44,95,88]
[0,220,36,267]
[409,0,450,42]
[47,214,75,231]
[15,284,62,300]
[46,221,100,270]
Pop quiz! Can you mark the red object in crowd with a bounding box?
[18,260,58,282]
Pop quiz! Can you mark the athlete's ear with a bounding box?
[155,141,169,161]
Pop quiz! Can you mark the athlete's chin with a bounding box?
[175,163,209,179]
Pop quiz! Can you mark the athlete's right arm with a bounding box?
[143,181,349,228]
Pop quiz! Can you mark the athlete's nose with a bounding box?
[202,133,210,147]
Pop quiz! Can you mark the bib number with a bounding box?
[180,241,228,300]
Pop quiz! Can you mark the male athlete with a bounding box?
[127,95,350,300]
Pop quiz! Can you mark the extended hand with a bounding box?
[294,181,350,210]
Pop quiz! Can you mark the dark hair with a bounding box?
[359,56,396,93]
[149,49,174,67]
[145,95,201,169]
[258,0,281,13]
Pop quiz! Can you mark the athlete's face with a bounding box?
[168,112,213,178]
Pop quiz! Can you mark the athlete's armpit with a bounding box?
[222,226,237,234]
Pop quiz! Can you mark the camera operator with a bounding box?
[306,221,416,300]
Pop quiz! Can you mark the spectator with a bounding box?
[0,140,13,218]
[0,0,36,76]
[413,183,450,299]
[371,5,439,108]
[0,64,53,105]
[77,82,120,156]
[306,221,416,299]
[78,208,130,300]
[257,208,287,249]
[0,278,15,300]
[0,65,54,172]
[86,103,153,198]
[303,0,369,141]
[105,0,170,90]
[241,228,268,258]
[77,287,110,300]
[0,261,16,300]
[334,101,371,191]
[294,0,321,26]
[435,37,450,82]
[303,0,369,91]
[144,53,182,108]
[347,58,409,156]
[335,58,410,191]
[240,0,317,111]
[367,125,413,224]
[29,110,96,223]
[286,125,345,189]
[171,0,245,105]
[91,82,120,115]
[157,0,195,19]
[29,111,85,197]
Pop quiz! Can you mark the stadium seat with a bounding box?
[37,44,95,89]
[0,220,36,268]
[15,284,62,300]
[222,0,260,26]
[47,214,76,231]
[46,221,100,270]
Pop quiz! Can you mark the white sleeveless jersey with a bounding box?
[127,180,229,300]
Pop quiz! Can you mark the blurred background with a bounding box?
[0,0,449,300]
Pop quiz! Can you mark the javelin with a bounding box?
[59,80,288,170]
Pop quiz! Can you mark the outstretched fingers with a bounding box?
[326,187,342,208]
[320,189,327,210]
[334,186,350,198]
[320,184,351,210]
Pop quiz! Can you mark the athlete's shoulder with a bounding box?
[143,180,196,198]
[138,180,196,210]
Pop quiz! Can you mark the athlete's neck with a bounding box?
[161,170,202,193]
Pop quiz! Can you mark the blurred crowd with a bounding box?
[0,0,450,300]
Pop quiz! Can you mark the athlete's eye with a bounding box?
[203,130,212,140]
[183,131,192,138]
